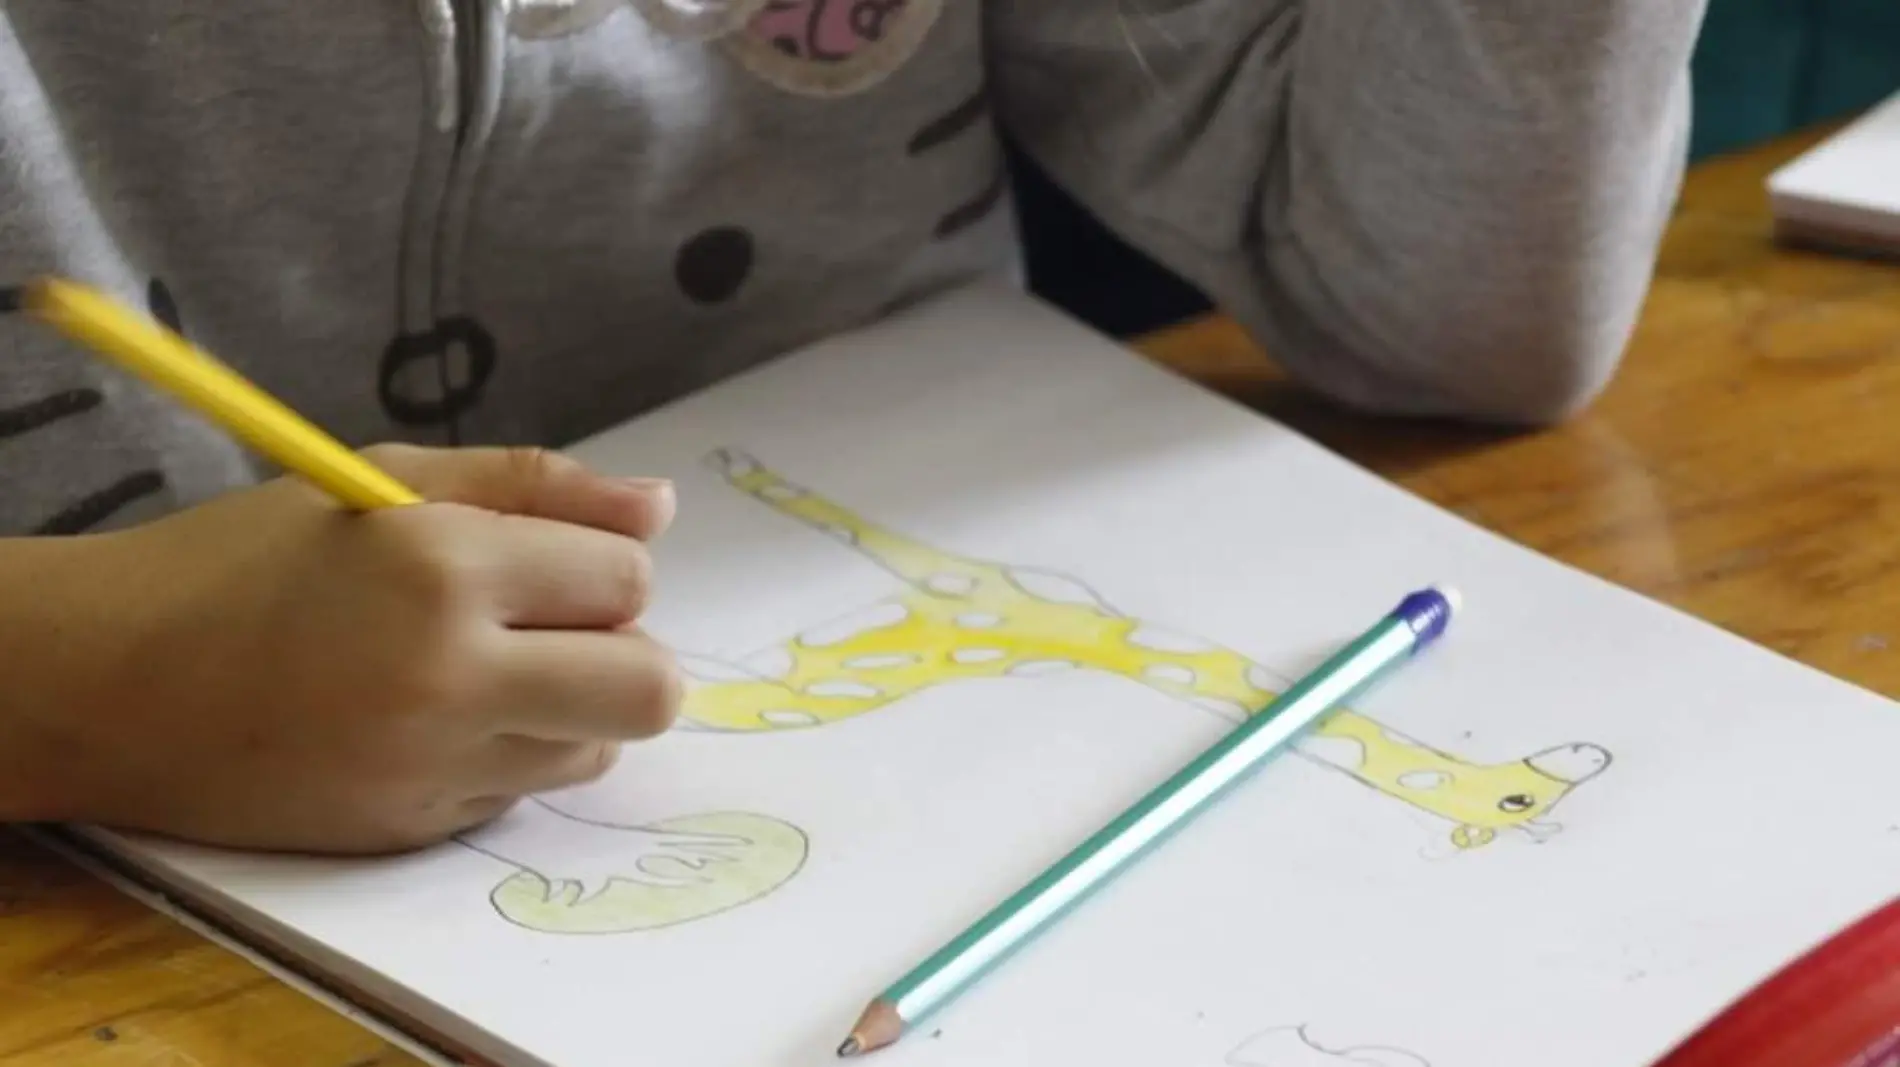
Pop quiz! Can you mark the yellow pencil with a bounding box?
[22,276,419,510]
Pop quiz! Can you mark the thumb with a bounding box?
[361,443,676,540]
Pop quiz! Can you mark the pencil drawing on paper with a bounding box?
[1225,1024,1431,1067]
[448,446,1610,936]
[679,447,1614,852]
[453,799,807,935]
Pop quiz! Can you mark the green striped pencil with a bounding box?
[835,585,1462,1056]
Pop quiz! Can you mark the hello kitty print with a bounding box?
[630,0,943,95]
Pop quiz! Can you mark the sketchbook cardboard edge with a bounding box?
[26,823,518,1067]
[1765,90,1900,258]
[1768,213,1900,262]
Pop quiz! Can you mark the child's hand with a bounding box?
[1,444,681,854]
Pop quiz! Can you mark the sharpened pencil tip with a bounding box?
[838,999,903,1056]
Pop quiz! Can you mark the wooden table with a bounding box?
[5,126,1899,1066]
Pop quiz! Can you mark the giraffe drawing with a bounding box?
[679,448,1613,853]
[451,799,808,935]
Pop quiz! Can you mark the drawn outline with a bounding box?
[1227,1024,1431,1067]
[679,448,1613,852]
[454,799,808,935]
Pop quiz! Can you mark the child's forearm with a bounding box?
[1253,0,1707,422]
[989,0,1707,425]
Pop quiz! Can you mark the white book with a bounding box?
[45,281,1900,1067]
[1768,89,1900,256]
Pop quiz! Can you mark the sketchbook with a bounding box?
[46,280,1900,1067]
[1768,89,1900,258]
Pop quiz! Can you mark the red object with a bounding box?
[1655,897,1900,1067]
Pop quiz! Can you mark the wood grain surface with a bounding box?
[5,124,1896,1066]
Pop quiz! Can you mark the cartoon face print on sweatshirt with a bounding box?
[515,1,944,95]
[498,0,993,351]
[635,0,944,96]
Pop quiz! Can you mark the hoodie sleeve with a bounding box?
[985,0,1708,425]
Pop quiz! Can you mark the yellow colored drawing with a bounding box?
[680,448,1612,851]
[457,801,807,935]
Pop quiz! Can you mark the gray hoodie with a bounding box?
[0,1,1705,536]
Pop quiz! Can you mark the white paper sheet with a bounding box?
[84,281,1900,1067]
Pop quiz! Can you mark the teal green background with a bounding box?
[1691,0,1900,158]
[1015,0,1900,337]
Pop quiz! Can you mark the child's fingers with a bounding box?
[440,795,521,840]
[488,627,683,742]
[467,512,655,628]
[366,442,675,541]
[474,736,623,797]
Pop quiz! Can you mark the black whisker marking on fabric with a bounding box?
[32,469,166,535]
[0,389,104,440]
[907,89,989,156]
[933,168,1008,240]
